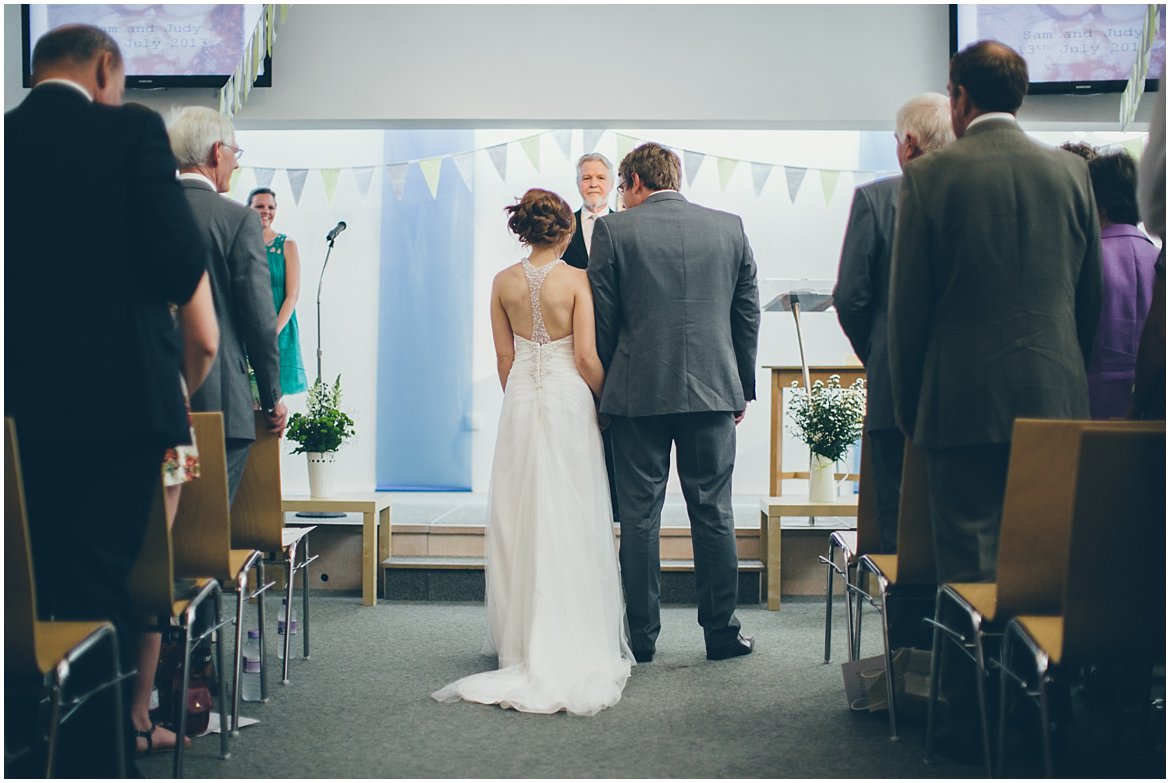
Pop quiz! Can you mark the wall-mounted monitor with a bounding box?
[22,4,271,89]
[951,4,1165,95]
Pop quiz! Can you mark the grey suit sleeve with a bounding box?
[888,169,929,436]
[833,187,876,364]
[731,219,760,404]
[588,218,620,370]
[230,209,282,409]
[1074,167,1104,368]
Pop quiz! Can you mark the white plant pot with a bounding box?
[809,453,837,502]
[306,451,338,498]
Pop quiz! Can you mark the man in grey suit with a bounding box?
[589,142,760,662]
[168,106,287,500]
[833,93,953,554]
[889,41,1102,584]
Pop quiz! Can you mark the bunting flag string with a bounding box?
[220,5,286,119]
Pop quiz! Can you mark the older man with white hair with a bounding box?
[563,152,615,270]
[169,106,286,499]
[833,93,954,556]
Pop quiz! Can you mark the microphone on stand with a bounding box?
[325,221,347,242]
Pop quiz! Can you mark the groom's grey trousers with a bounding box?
[610,411,742,654]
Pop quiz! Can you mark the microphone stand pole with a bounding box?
[298,234,346,518]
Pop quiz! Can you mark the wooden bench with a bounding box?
[760,495,859,610]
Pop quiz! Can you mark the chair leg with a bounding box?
[1038,674,1054,778]
[924,593,946,762]
[231,570,248,736]
[823,538,836,664]
[282,544,296,685]
[995,631,1013,778]
[45,664,66,778]
[300,537,311,660]
[878,582,899,740]
[972,626,993,777]
[213,586,230,761]
[843,561,858,662]
[853,570,865,661]
[174,611,193,779]
[257,559,269,703]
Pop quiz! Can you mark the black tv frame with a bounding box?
[949,4,1161,96]
[21,4,272,90]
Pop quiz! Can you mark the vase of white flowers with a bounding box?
[787,375,867,501]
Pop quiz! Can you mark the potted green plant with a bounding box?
[286,375,356,498]
[787,374,867,501]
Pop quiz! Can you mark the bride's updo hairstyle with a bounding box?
[505,188,575,247]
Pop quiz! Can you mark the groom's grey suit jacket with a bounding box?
[588,191,760,417]
[181,178,282,442]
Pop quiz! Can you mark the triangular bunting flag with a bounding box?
[320,168,342,206]
[552,129,573,160]
[750,162,773,197]
[386,163,409,200]
[583,129,604,153]
[254,168,276,189]
[419,157,443,199]
[1122,137,1144,161]
[486,144,508,180]
[266,4,275,56]
[820,169,842,205]
[615,134,637,167]
[452,152,475,191]
[229,167,242,195]
[784,166,807,203]
[519,136,541,170]
[716,157,738,193]
[683,150,706,187]
[287,168,310,205]
[352,166,376,202]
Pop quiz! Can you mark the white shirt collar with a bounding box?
[178,171,218,191]
[35,78,92,101]
[582,203,609,218]
[968,112,1016,129]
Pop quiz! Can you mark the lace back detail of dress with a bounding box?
[521,257,563,345]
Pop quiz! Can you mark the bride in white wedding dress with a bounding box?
[432,188,634,716]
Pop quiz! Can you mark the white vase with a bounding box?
[809,453,836,502]
[306,451,338,498]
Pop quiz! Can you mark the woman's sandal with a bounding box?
[134,719,190,755]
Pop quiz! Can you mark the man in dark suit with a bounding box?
[889,41,1102,584]
[833,93,954,554]
[167,106,287,501]
[589,142,760,662]
[563,152,615,270]
[5,25,208,775]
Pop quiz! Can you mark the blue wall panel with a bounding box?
[376,130,475,490]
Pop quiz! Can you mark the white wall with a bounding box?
[5,4,1155,128]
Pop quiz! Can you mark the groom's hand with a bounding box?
[734,408,746,425]
[598,413,611,431]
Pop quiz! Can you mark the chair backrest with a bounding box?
[128,481,177,618]
[1061,422,1165,665]
[854,428,883,556]
[230,411,284,551]
[894,439,936,584]
[5,418,40,673]
[997,419,1165,619]
[172,412,233,580]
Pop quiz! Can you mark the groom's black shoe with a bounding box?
[633,649,655,663]
[706,633,754,661]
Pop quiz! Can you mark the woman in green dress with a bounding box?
[248,187,308,394]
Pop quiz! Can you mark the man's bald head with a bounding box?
[31,24,125,105]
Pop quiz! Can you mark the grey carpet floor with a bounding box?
[138,596,987,779]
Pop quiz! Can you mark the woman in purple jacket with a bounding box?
[1086,150,1160,419]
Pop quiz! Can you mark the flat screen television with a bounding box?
[951,4,1165,95]
[22,4,271,89]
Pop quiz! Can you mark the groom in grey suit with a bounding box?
[589,142,760,662]
[168,106,287,500]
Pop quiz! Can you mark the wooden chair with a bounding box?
[923,419,1161,774]
[232,412,317,687]
[175,412,271,737]
[129,416,233,777]
[817,428,882,663]
[848,439,935,739]
[995,422,1165,777]
[5,419,128,777]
